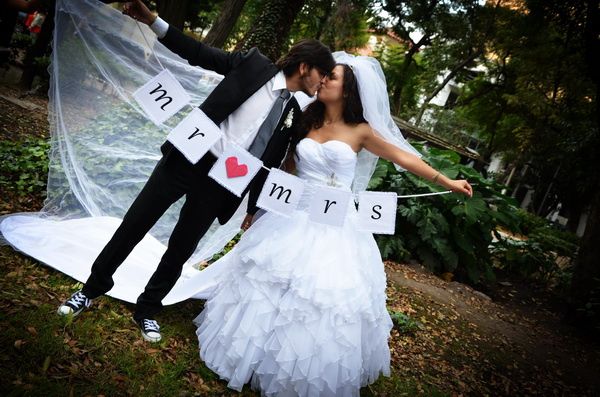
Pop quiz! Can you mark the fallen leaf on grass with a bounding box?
[112,374,128,382]
[42,356,51,373]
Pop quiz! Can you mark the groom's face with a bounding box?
[317,65,344,102]
[299,63,328,97]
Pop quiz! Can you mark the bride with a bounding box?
[192,55,472,396]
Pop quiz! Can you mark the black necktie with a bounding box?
[248,89,291,157]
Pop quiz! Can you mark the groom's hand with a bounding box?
[119,0,156,26]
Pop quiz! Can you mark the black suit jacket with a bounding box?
[156,26,301,224]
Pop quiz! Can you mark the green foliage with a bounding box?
[33,55,50,71]
[370,143,520,285]
[370,143,582,286]
[288,0,372,51]
[185,0,222,32]
[419,106,483,149]
[318,0,371,51]
[453,0,598,214]
[388,310,422,335]
[491,210,580,284]
[10,32,34,49]
[0,138,50,196]
[373,42,423,118]
[233,0,305,60]
[205,232,242,265]
[375,0,486,119]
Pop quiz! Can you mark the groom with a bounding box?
[57,0,335,343]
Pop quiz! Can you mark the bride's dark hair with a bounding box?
[286,64,366,165]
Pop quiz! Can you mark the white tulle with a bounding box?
[193,139,393,396]
[0,0,250,264]
[331,51,421,194]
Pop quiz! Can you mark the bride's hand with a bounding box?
[448,179,473,197]
[241,214,254,231]
[120,0,156,26]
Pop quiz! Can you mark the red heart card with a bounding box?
[225,156,249,178]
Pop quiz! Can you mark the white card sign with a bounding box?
[308,185,352,227]
[166,108,222,164]
[256,169,306,217]
[133,69,191,126]
[208,144,263,197]
[357,191,398,234]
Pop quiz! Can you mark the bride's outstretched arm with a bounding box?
[360,125,473,197]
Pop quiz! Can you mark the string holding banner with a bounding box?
[134,20,166,71]
[129,67,461,233]
[124,30,466,235]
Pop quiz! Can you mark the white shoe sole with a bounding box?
[141,332,161,343]
[132,317,162,343]
[57,305,87,317]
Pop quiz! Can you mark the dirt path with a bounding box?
[385,261,600,395]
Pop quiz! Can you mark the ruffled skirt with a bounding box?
[193,209,393,396]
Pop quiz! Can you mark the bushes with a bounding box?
[370,144,520,285]
[0,137,49,196]
[491,209,579,292]
[370,143,579,287]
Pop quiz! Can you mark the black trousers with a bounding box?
[82,151,226,320]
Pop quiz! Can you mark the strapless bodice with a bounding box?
[295,138,357,190]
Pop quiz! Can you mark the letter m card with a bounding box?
[133,69,191,126]
[256,169,306,217]
[357,191,397,234]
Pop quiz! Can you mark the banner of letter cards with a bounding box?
[134,70,404,234]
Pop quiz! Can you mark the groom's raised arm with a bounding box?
[117,0,246,75]
[158,25,247,76]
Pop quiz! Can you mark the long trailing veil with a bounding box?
[0,0,249,303]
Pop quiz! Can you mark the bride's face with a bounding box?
[317,65,345,103]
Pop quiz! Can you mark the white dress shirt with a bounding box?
[150,17,293,156]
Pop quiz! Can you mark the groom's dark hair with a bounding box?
[276,39,335,77]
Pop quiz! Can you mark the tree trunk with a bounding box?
[156,0,189,31]
[393,34,428,114]
[414,50,481,126]
[566,186,600,331]
[18,1,55,90]
[314,0,333,40]
[203,0,248,48]
[565,0,600,333]
[0,8,18,48]
[234,0,305,61]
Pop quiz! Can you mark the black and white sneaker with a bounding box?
[57,290,92,316]
[134,318,162,343]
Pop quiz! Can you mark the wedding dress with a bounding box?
[193,137,393,396]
